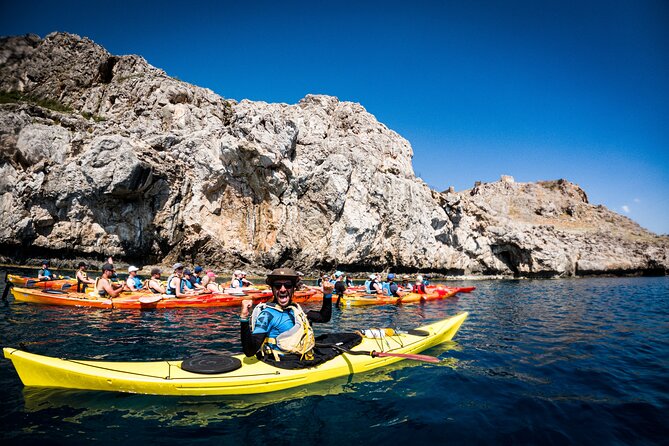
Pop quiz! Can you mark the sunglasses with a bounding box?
[271,281,294,290]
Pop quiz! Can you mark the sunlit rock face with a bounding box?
[0,32,666,276]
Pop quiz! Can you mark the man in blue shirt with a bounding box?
[240,268,334,359]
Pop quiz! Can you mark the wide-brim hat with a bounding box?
[265,267,299,285]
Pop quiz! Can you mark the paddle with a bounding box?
[321,343,441,364]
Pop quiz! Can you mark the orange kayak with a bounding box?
[9,287,319,310]
[339,286,475,307]
[7,274,77,290]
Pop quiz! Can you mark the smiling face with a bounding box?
[271,280,295,307]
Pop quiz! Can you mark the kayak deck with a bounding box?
[3,312,467,396]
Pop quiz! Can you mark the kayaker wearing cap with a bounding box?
[201,270,221,292]
[333,271,347,305]
[365,274,382,294]
[125,266,144,291]
[381,273,403,297]
[75,262,95,293]
[192,266,204,285]
[240,271,253,287]
[96,263,127,298]
[230,270,244,288]
[165,263,196,298]
[240,268,334,360]
[38,260,53,281]
[147,268,165,294]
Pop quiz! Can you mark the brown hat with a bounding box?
[265,267,299,285]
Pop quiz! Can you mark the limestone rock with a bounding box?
[0,32,666,277]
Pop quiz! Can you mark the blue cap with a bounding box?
[387,273,395,280]
[194,266,203,273]
[334,271,343,277]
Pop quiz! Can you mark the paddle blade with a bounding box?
[372,351,441,363]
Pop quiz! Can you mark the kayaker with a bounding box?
[192,266,204,285]
[240,271,253,287]
[381,273,403,298]
[230,270,244,288]
[146,268,165,294]
[333,271,347,305]
[202,271,221,292]
[96,263,127,298]
[38,260,54,281]
[240,268,334,361]
[166,263,196,298]
[126,266,144,291]
[365,274,382,294]
[399,275,413,292]
[414,275,427,294]
[75,262,95,293]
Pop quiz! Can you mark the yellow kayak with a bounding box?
[3,312,468,396]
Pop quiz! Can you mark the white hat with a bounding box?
[128,266,139,272]
[416,275,423,282]
[369,274,376,279]
[234,270,242,276]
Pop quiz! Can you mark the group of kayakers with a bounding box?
[364,272,430,296]
[27,260,443,366]
[39,258,432,302]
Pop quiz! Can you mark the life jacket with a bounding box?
[77,271,88,293]
[364,280,373,293]
[128,276,143,290]
[40,268,53,280]
[250,302,315,359]
[96,277,109,297]
[166,275,186,296]
[230,278,244,288]
[381,281,391,295]
[414,283,426,294]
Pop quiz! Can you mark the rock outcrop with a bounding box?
[0,32,667,277]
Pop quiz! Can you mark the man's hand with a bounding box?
[241,299,253,318]
[322,282,334,294]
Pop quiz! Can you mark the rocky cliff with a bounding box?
[0,32,667,277]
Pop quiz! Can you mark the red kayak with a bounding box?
[10,287,319,309]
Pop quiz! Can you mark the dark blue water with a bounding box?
[1,271,668,445]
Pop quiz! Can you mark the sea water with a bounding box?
[0,270,667,445]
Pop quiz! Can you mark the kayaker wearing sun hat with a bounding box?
[240,268,334,361]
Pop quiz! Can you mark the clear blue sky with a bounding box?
[3,0,668,234]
